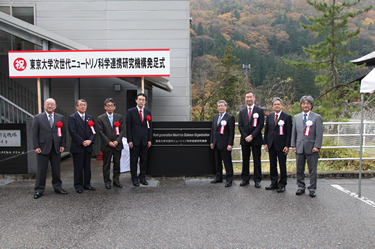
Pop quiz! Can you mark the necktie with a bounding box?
[82,115,85,123]
[275,114,278,126]
[49,114,53,128]
[109,115,113,127]
[248,107,252,121]
[303,113,307,127]
[140,109,143,123]
[217,114,222,127]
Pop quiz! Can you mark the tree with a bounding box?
[197,22,204,36]
[286,0,372,121]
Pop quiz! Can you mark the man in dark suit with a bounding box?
[97,98,125,189]
[238,90,264,188]
[32,98,67,199]
[68,99,96,193]
[291,96,323,197]
[264,97,292,193]
[126,93,152,187]
[210,100,235,187]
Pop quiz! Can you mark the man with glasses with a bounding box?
[126,93,152,187]
[68,99,96,193]
[32,98,67,199]
[97,98,125,189]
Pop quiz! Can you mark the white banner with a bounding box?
[8,49,170,78]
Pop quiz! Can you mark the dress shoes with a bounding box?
[225,182,232,187]
[265,185,278,190]
[113,182,123,188]
[140,179,148,185]
[76,188,83,193]
[54,189,68,194]
[211,179,223,184]
[309,191,316,197]
[105,183,111,189]
[296,189,305,195]
[84,186,96,191]
[277,186,286,193]
[34,192,43,199]
[239,181,249,187]
[133,181,140,187]
[255,182,261,188]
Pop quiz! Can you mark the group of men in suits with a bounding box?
[210,91,323,197]
[32,93,153,199]
[32,92,322,199]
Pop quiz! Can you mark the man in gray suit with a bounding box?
[291,96,323,197]
[97,98,125,189]
[32,98,67,199]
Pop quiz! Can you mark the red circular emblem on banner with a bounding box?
[13,58,27,71]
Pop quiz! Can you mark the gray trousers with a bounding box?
[296,152,319,191]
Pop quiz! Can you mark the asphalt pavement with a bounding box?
[0,159,374,248]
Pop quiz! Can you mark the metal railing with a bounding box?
[0,72,38,115]
[232,122,375,163]
[0,95,34,123]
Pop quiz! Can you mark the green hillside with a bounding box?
[190,0,375,112]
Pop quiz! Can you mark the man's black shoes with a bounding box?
[211,179,223,184]
[34,192,43,199]
[277,186,285,193]
[54,189,68,194]
[255,182,261,188]
[265,185,278,190]
[296,189,305,195]
[239,181,249,187]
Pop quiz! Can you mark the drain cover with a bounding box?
[158,179,185,187]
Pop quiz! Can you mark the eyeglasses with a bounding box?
[105,104,115,107]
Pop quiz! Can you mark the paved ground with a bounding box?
[1,159,375,248]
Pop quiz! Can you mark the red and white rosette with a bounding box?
[252,113,259,127]
[56,121,63,137]
[304,120,313,136]
[88,120,96,134]
[278,120,285,135]
[219,120,227,134]
[114,121,120,135]
[146,115,151,129]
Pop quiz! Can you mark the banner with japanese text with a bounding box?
[8,49,170,78]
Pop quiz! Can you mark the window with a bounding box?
[0,5,35,53]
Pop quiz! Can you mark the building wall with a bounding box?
[1,0,191,121]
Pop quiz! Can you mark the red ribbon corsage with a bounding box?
[114,121,120,135]
[88,120,96,134]
[56,121,63,137]
[146,115,151,129]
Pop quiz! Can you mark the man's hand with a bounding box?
[283,146,289,155]
[35,148,41,154]
[312,147,320,153]
[59,147,64,153]
[128,141,133,149]
[292,147,296,153]
[210,143,214,150]
[82,140,92,147]
[108,141,116,148]
[227,145,232,151]
[245,135,253,143]
[264,144,269,152]
[148,141,152,148]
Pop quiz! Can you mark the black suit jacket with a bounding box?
[32,112,66,154]
[238,105,264,146]
[97,112,124,151]
[68,112,96,153]
[126,107,152,147]
[210,113,235,151]
[264,111,292,151]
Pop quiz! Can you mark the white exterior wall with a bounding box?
[1,0,191,121]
